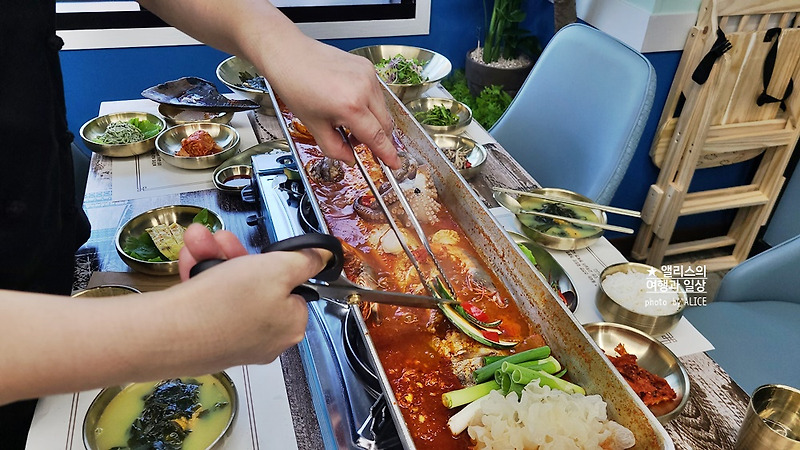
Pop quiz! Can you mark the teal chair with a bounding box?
[489,23,656,205]
[684,234,800,394]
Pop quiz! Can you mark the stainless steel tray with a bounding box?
[269,86,674,450]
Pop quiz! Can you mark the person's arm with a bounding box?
[0,225,326,405]
[137,0,401,169]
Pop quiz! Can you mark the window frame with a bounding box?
[55,1,430,50]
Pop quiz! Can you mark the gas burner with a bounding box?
[279,179,304,207]
[298,193,321,234]
[345,308,402,449]
[250,151,401,449]
[343,307,381,398]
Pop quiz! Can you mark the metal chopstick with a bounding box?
[517,209,634,234]
[492,187,641,218]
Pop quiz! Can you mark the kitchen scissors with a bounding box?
[189,233,457,308]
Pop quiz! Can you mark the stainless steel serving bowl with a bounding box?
[83,371,237,450]
[511,188,607,251]
[158,104,233,126]
[156,123,240,170]
[431,134,487,180]
[71,285,141,298]
[349,45,452,101]
[216,55,274,114]
[115,205,224,276]
[584,322,691,424]
[597,262,687,336]
[80,112,165,158]
[405,97,472,136]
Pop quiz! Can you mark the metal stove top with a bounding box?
[245,152,400,450]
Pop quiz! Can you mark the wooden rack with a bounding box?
[632,0,800,272]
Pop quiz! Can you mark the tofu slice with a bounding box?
[167,222,186,249]
[146,223,182,261]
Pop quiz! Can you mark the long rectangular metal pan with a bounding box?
[269,85,674,450]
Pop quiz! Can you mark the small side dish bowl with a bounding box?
[80,112,165,158]
[514,188,607,250]
[115,205,224,276]
[158,104,233,126]
[431,134,487,180]
[156,123,240,170]
[216,55,274,114]
[597,262,687,336]
[71,285,141,298]
[349,45,452,101]
[584,322,691,424]
[213,164,252,194]
[83,372,237,450]
[405,97,472,135]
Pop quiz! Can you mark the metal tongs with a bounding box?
[337,128,518,348]
[337,127,456,299]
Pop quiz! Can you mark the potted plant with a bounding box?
[465,0,542,97]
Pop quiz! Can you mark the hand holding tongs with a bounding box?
[189,233,456,309]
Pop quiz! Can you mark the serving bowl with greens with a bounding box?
[349,45,452,101]
[216,55,274,114]
[80,112,165,157]
[431,134,487,180]
[115,205,224,276]
[405,97,472,136]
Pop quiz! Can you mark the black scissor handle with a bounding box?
[262,233,344,282]
[189,233,344,284]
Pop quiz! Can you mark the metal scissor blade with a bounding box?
[304,282,457,309]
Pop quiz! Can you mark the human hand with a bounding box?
[176,224,328,365]
[262,36,401,169]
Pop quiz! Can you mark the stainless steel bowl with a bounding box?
[80,112,165,158]
[584,322,691,424]
[597,262,687,336]
[83,371,237,450]
[158,104,233,126]
[115,205,224,276]
[213,164,252,194]
[349,45,452,101]
[215,55,274,114]
[71,285,141,298]
[405,97,472,135]
[431,134,487,180]
[156,123,240,170]
[515,188,607,250]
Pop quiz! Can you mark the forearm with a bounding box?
[136,0,310,85]
[0,283,223,405]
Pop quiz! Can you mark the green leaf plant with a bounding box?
[482,0,541,64]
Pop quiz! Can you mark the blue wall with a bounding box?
[61,0,740,241]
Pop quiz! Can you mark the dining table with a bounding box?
[27,84,750,450]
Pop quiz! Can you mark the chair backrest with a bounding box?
[488,23,656,205]
[715,233,800,304]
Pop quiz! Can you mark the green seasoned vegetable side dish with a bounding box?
[93,118,162,145]
[375,54,428,84]
[414,104,460,126]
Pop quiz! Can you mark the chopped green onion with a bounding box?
[442,380,500,409]
[502,362,585,395]
[473,346,551,383]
